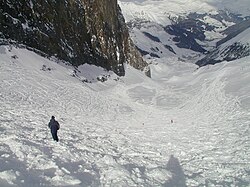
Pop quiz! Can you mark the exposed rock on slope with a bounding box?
[0,0,147,76]
[196,21,250,67]
[217,19,250,46]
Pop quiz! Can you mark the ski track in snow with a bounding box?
[0,46,250,186]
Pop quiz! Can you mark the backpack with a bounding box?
[56,121,60,130]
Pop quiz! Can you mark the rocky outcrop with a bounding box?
[196,42,250,67]
[0,0,148,76]
[164,19,207,53]
[196,22,250,67]
[217,19,250,46]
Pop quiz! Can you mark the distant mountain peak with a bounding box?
[119,0,250,63]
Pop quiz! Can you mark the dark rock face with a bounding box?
[0,0,147,76]
[142,32,161,43]
[164,44,176,54]
[164,19,207,53]
[136,46,160,58]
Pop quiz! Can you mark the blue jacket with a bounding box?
[48,119,60,133]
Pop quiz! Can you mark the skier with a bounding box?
[48,116,60,142]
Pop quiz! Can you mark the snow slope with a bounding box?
[0,45,250,186]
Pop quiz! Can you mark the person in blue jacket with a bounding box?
[48,116,60,142]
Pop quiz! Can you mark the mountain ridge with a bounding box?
[196,26,250,66]
[119,0,250,64]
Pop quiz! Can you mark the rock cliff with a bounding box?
[0,0,148,76]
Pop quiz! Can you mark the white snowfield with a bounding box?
[0,45,250,186]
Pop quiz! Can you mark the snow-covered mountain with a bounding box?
[197,27,250,66]
[119,0,250,23]
[197,19,250,66]
[119,0,250,63]
[1,42,250,186]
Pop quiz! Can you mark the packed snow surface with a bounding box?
[0,45,250,186]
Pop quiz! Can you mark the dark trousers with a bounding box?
[51,131,59,142]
